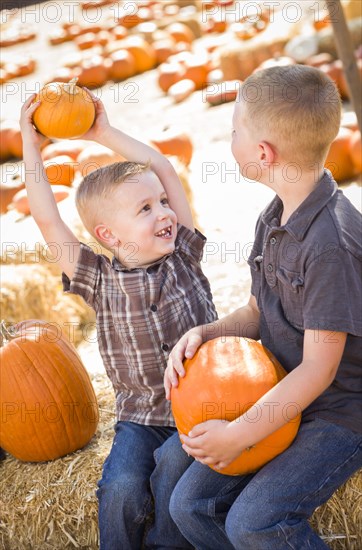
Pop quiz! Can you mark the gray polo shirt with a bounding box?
[248,170,362,434]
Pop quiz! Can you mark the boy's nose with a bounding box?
[156,209,167,220]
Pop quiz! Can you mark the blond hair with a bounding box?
[239,65,341,166]
[76,161,151,235]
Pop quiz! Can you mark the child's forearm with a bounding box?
[229,330,345,451]
[97,125,170,177]
[202,298,260,343]
[22,141,62,225]
[229,360,322,450]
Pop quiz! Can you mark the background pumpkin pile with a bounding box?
[0,1,361,549]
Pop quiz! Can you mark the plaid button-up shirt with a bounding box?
[63,225,218,426]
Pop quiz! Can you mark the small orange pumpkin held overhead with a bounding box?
[171,337,302,476]
[32,77,95,139]
[0,319,99,462]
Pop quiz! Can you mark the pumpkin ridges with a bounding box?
[23,340,78,451]
[1,341,59,460]
[6,341,71,457]
[33,79,95,140]
[19,337,97,451]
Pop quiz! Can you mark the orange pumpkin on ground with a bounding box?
[8,185,70,215]
[166,22,195,44]
[171,337,302,476]
[43,155,76,186]
[149,127,193,166]
[75,56,111,89]
[158,61,185,93]
[183,55,210,90]
[108,49,136,81]
[76,144,126,176]
[205,80,242,106]
[0,120,23,161]
[0,173,25,214]
[153,39,176,65]
[325,127,356,182]
[118,36,156,73]
[0,319,99,461]
[41,139,88,162]
[168,79,196,103]
[33,78,95,139]
[349,130,362,174]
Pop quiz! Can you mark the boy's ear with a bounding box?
[94,223,118,247]
[258,141,277,165]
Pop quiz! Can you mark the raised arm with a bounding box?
[20,95,80,279]
[80,92,194,231]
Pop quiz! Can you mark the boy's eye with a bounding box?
[141,204,150,212]
[161,198,169,206]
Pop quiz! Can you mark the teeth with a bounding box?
[156,227,171,237]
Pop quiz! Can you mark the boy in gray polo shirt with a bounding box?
[164,65,362,548]
[20,92,216,549]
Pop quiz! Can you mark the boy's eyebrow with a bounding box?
[135,197,150,208]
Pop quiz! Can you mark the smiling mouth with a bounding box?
[155,226,172,238]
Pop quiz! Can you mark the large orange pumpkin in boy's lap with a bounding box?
[171,337,301,476]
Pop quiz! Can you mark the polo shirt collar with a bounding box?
[261,169,338,241]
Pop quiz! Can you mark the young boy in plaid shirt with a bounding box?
[20,92,217,550]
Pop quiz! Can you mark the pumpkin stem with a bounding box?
[63,77,79,95]
[0,320,18,346]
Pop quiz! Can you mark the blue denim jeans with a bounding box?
[168,418,362,550]
[97,421,194,550]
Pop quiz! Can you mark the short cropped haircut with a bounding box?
[239,65,341,166]
[76,161,151,234]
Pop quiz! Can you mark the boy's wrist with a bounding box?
[94,124,115,145]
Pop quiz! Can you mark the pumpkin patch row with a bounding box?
[0,55,37,85]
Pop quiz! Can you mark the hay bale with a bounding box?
[0,373,114,550]
[0,367,361,550]
[311,473,362,549]
[0,263,95,346]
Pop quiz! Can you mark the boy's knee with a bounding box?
[169,483,191,526]
[226,511,263,550]
[97,474,152,520]
[154,436,193,473]
[225,498,277,549]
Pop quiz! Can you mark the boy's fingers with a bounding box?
[188,424,206,438]
[23,94,37,108]
[164,378,171,400]
[184,335,202,359]
[28,101,40,112]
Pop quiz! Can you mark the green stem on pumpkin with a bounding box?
[63,77,79,95]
